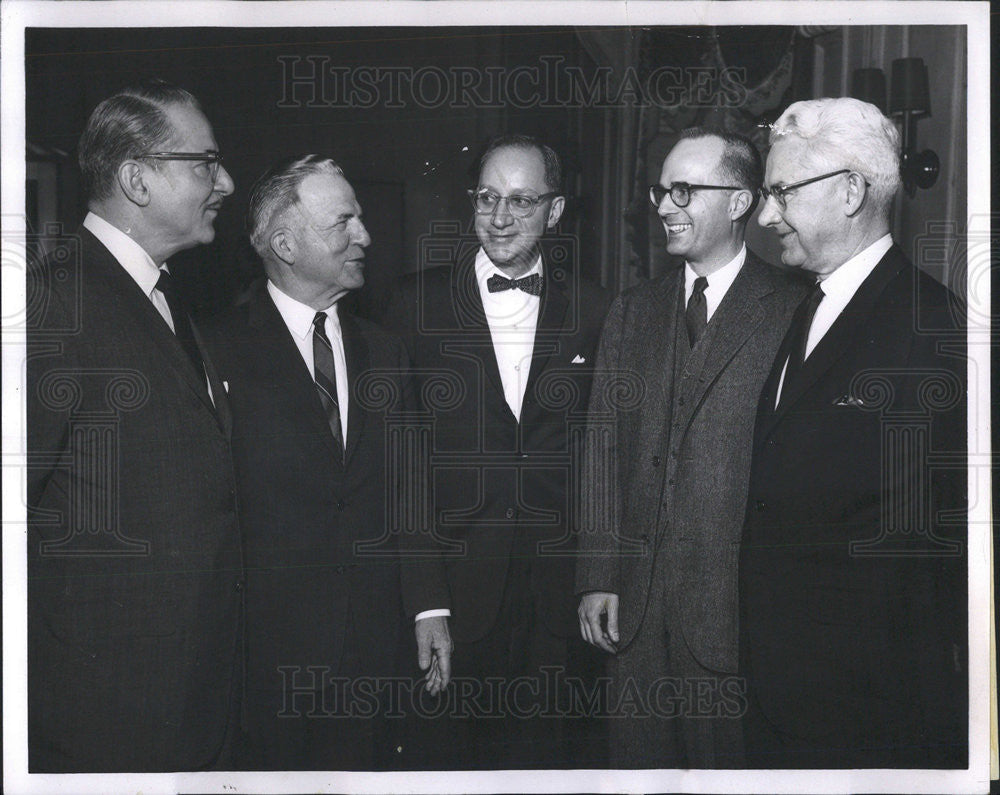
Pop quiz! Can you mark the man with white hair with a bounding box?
[739,97,966,767]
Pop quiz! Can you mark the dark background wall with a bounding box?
[25,25,967,319]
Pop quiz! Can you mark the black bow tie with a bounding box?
[487,272,543,296]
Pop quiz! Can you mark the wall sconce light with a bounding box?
[850,57,939,198]
[889,57,939,197]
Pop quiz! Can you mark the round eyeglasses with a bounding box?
[139,151,225,182]
[648,181,743,209]
[468,188,560,219]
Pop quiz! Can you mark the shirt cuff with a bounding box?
[415,609,451,623]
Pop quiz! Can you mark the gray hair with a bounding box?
[246,154,344,259]
[769,97,901,213]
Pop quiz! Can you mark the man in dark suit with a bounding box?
[741,97,967,768]
[201,155,422,769]
[575,129,807,768]
[27,80,243,771]
[386,135,610,767]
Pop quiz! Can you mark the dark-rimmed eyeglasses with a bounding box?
[139,151,225,182]
[758,169,853,210]
[468,188,560,219]
[648,182,743,209]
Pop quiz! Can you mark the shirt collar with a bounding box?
[474,246,544,292]
[817,234,893,300]
[83,211,163,297]
[684,244,746,296]
[267,279,341,341]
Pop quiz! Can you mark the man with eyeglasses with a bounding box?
[740,97,967,767]
[27,80,242,771]
[575,128,807,768]
[385,134,610,767]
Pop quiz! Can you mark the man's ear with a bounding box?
[118,161,150,207]
[269,228,296,266]
[729,189,753,222]
[844,172,868,217]
[546,195,566,229]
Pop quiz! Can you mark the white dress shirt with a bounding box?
[415,248,546,625]
[774,234,893,406]
[474,246,543,422]
[267,280,349,444]
[83,211,174,330]
[684,244,746,323]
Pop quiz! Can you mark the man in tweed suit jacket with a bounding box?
[576,129,807,768]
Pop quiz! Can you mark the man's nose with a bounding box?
[490,198,515,227]
[757,194,781,227]
[354,220,371,248]
[214,165,235,197]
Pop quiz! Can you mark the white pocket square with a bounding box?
[222,380,230,393]
[833,394,865,407]
[571,355,586,364]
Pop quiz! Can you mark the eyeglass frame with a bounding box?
[467,188,561,219]
[759,168,868,210]
[138,151,225,181]
[648,181,744,209]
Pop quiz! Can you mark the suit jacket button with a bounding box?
[641,533,650,545]
[668,478,675,486]
[505,507,516,519]
[335,565,345,574]
[651,455,660,467]
[234,579,244,591]
[755,500,766,512]
[678,397,685,406]
[336,500,346,510]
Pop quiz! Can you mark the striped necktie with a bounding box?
[312,311,345,457]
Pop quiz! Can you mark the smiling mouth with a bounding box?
[666,223,691,234]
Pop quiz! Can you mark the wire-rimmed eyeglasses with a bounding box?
[468,188,560,219]
[648,181,743,209]
[139,151,225,182]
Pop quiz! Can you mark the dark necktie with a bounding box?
[685,276,709,347]
[312,311,345,456]
[780,280,825,402]
[486,272,543,296]
[155,269,204,377]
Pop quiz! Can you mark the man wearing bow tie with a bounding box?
[386,135,610,767]
[740,98,967,767]
[202,155,418,769]
[575,129,807,768]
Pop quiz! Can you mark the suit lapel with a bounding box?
[451,256,512,421]
[82,228,218,419]
[522,272,570,409]
[339,310,369,467]
[650,269,684,413]
[763,245,908,435]
[679,254,768,425]
[247,285,344,466]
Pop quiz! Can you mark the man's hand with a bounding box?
[578,592,619,653]
[415,615,453,695]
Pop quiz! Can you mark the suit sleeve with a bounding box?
[26,263,74,509]
[574,292,629,596]
[387,296,454,618]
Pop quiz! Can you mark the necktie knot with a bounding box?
[313,311,328,334]
[692,276,708,297]
[155,268,175,297]
[487,272,543,295]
